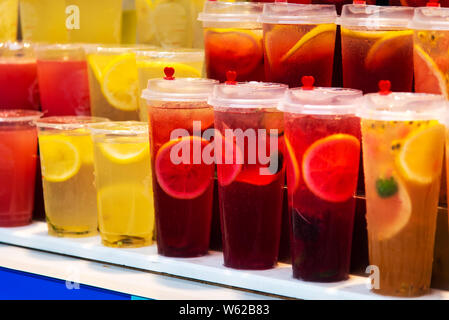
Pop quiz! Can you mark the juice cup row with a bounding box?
[198,1,449,97]
[1,69,447,297]
[0,42,204,120]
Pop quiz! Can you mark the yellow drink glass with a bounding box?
[90,121,155,248]
[36,116,108,237]
[0,0,18,42]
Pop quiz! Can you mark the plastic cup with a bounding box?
[141,70,217,257]
[279,81,362,281]
[0,42,39,110]
[198,1,265,82]
[0,0,18,42]
[89,121,154,248]
[358,86,447,296]
[259,3,337,88]
[36,44,91,116]
[208,80,287,269]
[0,110,42,227]
[36,116,108,238]
[339,4,414,93]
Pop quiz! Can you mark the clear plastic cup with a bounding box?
[409,6,449,99]
[339,4,414,93]
[35,44,91,116]
[36,116,109,238]
[141,70,217,257]
[89,121,154,248]
[198,1,265,82]
[358,87,447,296]
[0,110,42,227]
[208,80,287,269]
[259,3,337,88]
[279,81,362,281]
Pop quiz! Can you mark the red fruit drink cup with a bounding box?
[259,2,337,88]
[208,77,287,269]
[0,110,42,227]
[198,1,265,83]
[141,68,218,257]
[0,42,40,110]
[339,4,414,93]
[36,44,91,116]
[279,76,362,281]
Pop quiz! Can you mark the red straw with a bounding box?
[164,67,175,80]
[225,71,237,85]
[426,0,440,7]
[378,80,392,95]
[301,76,315,91]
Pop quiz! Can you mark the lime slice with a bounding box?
[101,53,139,112]
[39,136,81,183]
[136,60,201,79]
[396,124,445,185]
[281,24,336,62]
[99,139,149,164]
[414,45,448,99]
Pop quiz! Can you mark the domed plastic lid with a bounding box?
[259,2,337,25]
[409,6,449,30]
[208,72,287,108]
[358,81,447,121]
[339,4,414,29]
[141,67,218,102]
[36,116,110,130]
[0,110,42,122]
[198,1,264,23]
[279,76,362,115]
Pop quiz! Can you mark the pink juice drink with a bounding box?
[36,45,91,116]
[0,42,39,110]
[0,110,42,226]
[208,79,287,269]
[280,78,362,281]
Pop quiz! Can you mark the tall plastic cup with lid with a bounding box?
[410,4,449,99]
[198,1,265,82]
[279,76,362,281]
[259,2,337,88]
[339,3,414,93]
[208,75,287,269]
[0,110,42,227]
[141,67,217,257]
[359,81,447,297]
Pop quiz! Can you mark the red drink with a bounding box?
[260,3,337,88]
[209,82,287,269]
[0,110,42,226]
[36,45,91,116]
[282,85,362,281]
[199,1,265,82]
[0,42,39,110]
[142,75,217,257]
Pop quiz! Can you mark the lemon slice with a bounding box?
[135,0,156,44]
[341,27,389,40]
[136,60,201,79]
[87,54,118,82]
[39,136,81,182]
[99,139,149,164]
[101,53,139,112]
[281,24,336,63]
[396,124,445,184]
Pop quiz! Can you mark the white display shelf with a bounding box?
[0,221,448,300]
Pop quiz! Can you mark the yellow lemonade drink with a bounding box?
[0,0,18,42]
[20,0,67,43]
[360,88,446,297]
[66,0,122,44]
[36,116,108,237]
[122,0,137,44]
[135,48,204,121]
[90,121,154,248]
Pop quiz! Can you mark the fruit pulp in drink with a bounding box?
[37,60,91,116]
[87,52,139,121]
[263,23,336,88]
[0,59,39,110]
[362,119,444,296]
[341,28,414,93]
[284,114,361,281]
[413,30,449,99]
[38,130,98,237]
[0,124,38,226]
[93,132,154,247]
[148,101,214,257]
[204,27,265,82]
[214,108,285,269]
